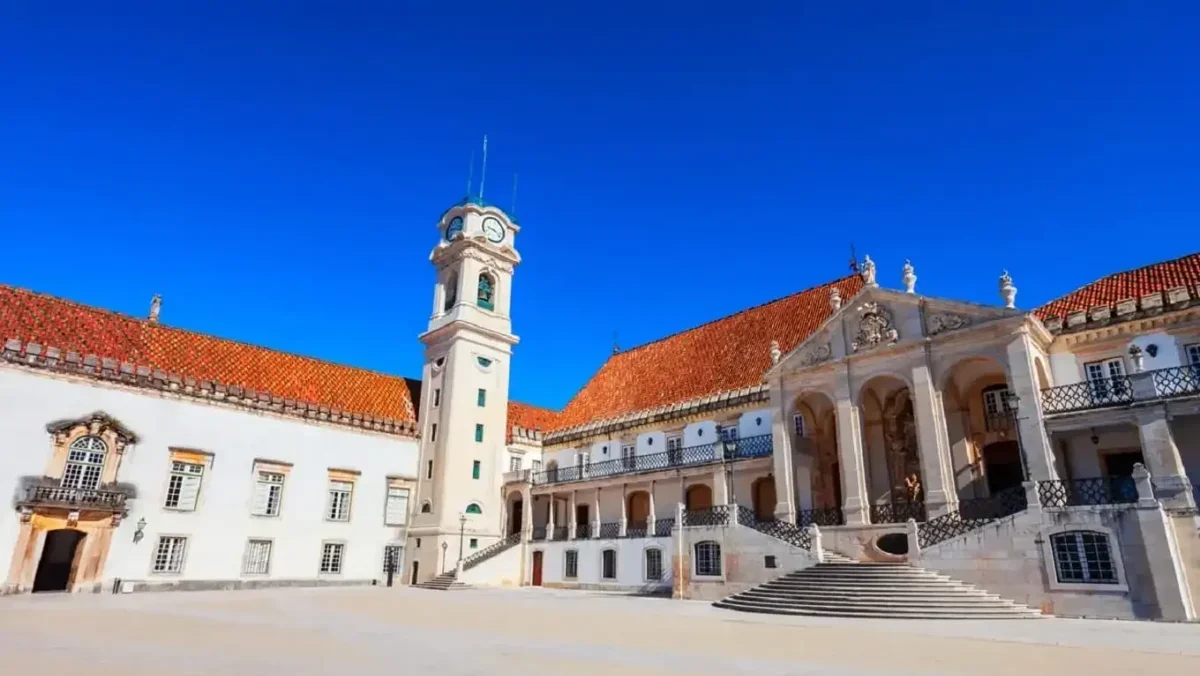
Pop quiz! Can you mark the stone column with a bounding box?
[648,480,657,535]
[521,486,533,541]
[546,493,556,540]
[1135,407,1195,510]
[1131,465,1196,621]
[1004,333,1058,481]
[911,363,957,518]
[593,488,602,537]
[568,490,577,539]
[769,375,798,522]
[619,483,628,537]
[834,372,870,525]
[713,467,729,505]
[4,518,34,594]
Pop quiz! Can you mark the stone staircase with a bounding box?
[714,561,1041,619]
[412,571,470,591]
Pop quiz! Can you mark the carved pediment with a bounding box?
[851,302,898,352]
[925,312,971,336]
[45,411,139,449]
[798,342,832,366]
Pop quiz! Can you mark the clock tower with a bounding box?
[406,199,520,583]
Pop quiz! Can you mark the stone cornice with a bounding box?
[2,338,419,439]
[1040,285,1199,337]
[1048,304,1200,349]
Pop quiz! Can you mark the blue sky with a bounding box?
[1,3,1196,410]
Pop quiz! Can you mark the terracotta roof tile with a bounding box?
[0,284,418,424]
[506,401,560,441]
[549,274,864,432]
[1036,251,1200,319]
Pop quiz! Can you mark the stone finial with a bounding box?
[769,340,782,365]
[902,260,916,294]
[829,286,842,311]
[1128,343,1145,372]
[860,255,878,288]
[148,294,162,323]
[998,271,1017,309]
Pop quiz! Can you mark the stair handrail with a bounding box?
[734,505,812,550]
[461,532,521,571]
[917,485,1028,548]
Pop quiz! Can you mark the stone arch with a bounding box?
[626,490,650,526]
[684,483,713,511]
[940,356,1014,498]
[857,374,916,510]
[751,475,776,521]
[476,270,497,310]
[791,390,840,511]
[1034,355,1052,390]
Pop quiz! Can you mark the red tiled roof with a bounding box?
[506,401,560,440]
[0,284,419,425]
[549,275,865,432]
[1036,252,1200,319]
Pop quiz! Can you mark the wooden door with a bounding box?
[753,476,776,521]
[531,551,544,586]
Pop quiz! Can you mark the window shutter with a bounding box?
[252,480,272,515]
[177,473,202,510]
[386,489,409,525]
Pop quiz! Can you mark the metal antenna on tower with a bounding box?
[479,135,489,201]
[849,243,860,273]
[511,173,519,216]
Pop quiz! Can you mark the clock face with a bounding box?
[445,216,464,241]
[482,216,505,243]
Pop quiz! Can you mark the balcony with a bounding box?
[529,434,773,486]
[502,469,530,484]
[1040,366,1200,415]
[17,484,129,513]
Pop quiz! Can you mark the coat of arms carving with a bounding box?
[851,302,899,352]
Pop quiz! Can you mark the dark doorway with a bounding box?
[410,560,420,585]
[575,504,589,528]
[983,441,1024,494]
[752,476,776,521]
[531,551,543,586]
[509,499,523,536]
[832,462,843,509]
[32,529,85,593]
[1103,451,1145,478]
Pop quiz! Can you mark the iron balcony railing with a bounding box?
[681,505,732,527]
[653,518,675,537]
[17,485,128,512]
[796,507,844,528]
[531,526,547,541]
[461,533,521,571]
[1038,477,1138,508]
[551,526,568,540]
[917,485,1029,548]
[869,500,927,524]
[574,523,592,539]
[529,434,774,486]
[735,506,812,550]
[1041,365,1200,415]
[598,522,621,539]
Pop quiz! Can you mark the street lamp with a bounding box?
[441,541,448,573]
[1005,391,1030,481]
[457,513,467,568]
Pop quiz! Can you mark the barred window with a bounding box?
[564,550,578,579]
[509,456,522,472]
[793,413,806,438]
[152,536,187,574]
[666,436,683,452]
[695,541,721,576]
[243,539,272,575]
[531,460,542,473]
[1051,531,1117,584]
[252,471,285,516]
[164,461,204,510]
[384,487,409,526]
[62,436,106,490]
[601,548,617,579]
[382,545,401,575]
[1187,343,1200,367]
[645,548,663,582]
[327,481,353,521]
[320,542,345,574]
[719,426,739,442]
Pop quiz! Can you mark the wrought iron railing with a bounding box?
[653,518,675,537]
[682,505,731,527]
[598,522,621,539]
[1038,477,1137,508]
[529,435,774,486]
[917,486,1028,548]
[736,506,812,549]
[984,412,1012,433]
[1151,365,1200,398]
[574,523,592,539]
[869,500,927,524]
[531,526,547,541]
[551,526,568,540]
[461,533,521,571]
[796,507,844,528]
[17,485,128,511]
[624,521,648,538]
[1041,366,1200,415]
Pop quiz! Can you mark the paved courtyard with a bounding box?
[3,586,1199,675]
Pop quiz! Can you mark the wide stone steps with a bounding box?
[413,571,471,591]
[715,561,1041,620]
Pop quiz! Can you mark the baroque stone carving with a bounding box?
[850,302,898,352]
[902,260,916,294]
[926,312,971,336]
[999,270,1017,309]
[769,340,782,365]
[860,255,878,288]
[798,342,832,367]
[829,287,842,311]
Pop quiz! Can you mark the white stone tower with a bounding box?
[406,199,520,583]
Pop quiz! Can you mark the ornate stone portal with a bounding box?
[850,302,899,352]
[882,389,922,503]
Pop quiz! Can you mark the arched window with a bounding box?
[564,550,579,579]
[1050,530,1118,584]
[477,273,495,310]
[793,413,806,438]
[545,460,559,482]
[982,384,1014,431]
[694,541,721,576]
[465,503,483,515]
[644,547,663,582]
[420,501,433,514]
[601,548,617,579]
[62,436,107,490]
[443,272,458,311]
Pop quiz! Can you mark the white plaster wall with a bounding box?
[684,420,717,447]
[737,409,772,438]
[1049,352,1080,386]
[1172,415,1200,480]
[1060,427,1142,480]
[636,431,665,456]
[457,543,522,586]
[531,537,672,591]
[0,368,418,586]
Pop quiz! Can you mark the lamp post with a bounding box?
[457,513,467,568]
[441,541,448,573]
[1005,392,1030,481]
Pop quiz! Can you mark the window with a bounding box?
[621,444,636,470]
[719,426,739,442]
[152,536,187,574]
[475,424,484,442]
[1051,531,1118,584]
[477,273,495,310]
[420,501,432,514]
[385,487,410,526]
[465,503,482,515]
[427,460,433,479]
[472,460,481,479]
[601,549,617,579]
[793,413,806,438]
[62,436,106,490]
[564,550,579,579]
[243,539,272,575]
[477,356,492,367]
[1187,343,1200,367]
[327,481,353,521]
[509,456,521,472]
[982,385,1014,431]
[252,471,285,517]
[531,460,543,473]
[433,388,441,407]
[320,542,345,574]
[383,545,401,575]
[645,548,663,582]
[430,423,438,442]
[164,461,204,511]
[443,273,457,311]
[695,541,722,576]
[667,436,683,464]
[1085,358,1128,401]
[469,538,478,549]
[477,388,487,407]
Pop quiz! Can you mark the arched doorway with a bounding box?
[508,497,523,536]
[752,476,776,521]
[685,484,712,511]
[627,491,650,528]
[982,441,1024,494]
[32,529,85,593]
